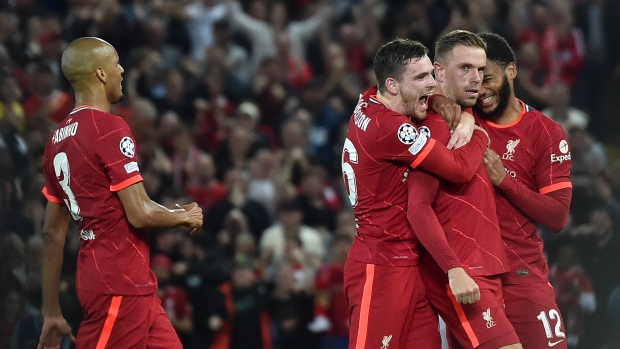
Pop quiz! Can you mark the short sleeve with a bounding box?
[95,118,143,192]
[534,122,572,194]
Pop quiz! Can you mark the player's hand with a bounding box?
[38,316,75,349]
[482,148,507,186]
[448,111,475,149]
[175,203,203,235]
[447,267,480,304]
[433,94,462,130]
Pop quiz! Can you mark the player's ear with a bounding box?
[95,67,106,83]
[385,77,399,95]
[434,62,444,82]
[506,62,517,81]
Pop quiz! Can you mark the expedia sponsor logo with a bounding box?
[550,153,571,163]
[551,139,571,163]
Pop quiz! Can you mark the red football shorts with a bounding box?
[344,259,441,349]
[76,289,182,349]
[423,269,519,349]
[503,282,568,349]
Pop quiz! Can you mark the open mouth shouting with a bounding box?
[418,93,431,110]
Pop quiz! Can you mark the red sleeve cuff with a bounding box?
[497,174,516,191]
[539,182,572,194]
[110,175,143,192]
[42,187,62,204]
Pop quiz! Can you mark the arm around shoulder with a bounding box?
[415,129,488,183]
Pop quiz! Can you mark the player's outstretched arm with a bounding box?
[39,202,76,349]
[407,171,480,304]
[117,182,203,233]
[483,148,571,232]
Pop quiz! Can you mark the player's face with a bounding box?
[476,60,512,118]
[398,55,436,121]
[441,45,486,108]
[105,49,124,104]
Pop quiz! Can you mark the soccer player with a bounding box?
[475,32,572,349]
[407,30,521,349]
[38,37,203,349]
[342,38,492,349]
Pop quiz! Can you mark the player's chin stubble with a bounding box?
[476,75,511,119]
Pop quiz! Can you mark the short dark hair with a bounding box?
[373,38,428,93]
[435,30,486,64]
[477,32,516,69]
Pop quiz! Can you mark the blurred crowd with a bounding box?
[0,0,620,348]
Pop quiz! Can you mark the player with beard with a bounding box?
[342,38,493,349]
[474,32,572,349]
[407,30,521,349]
[38,37,203,349]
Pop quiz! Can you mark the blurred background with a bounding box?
[0,0,619,348]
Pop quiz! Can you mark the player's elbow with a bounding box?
[125,207,151,229]
[548,214,570,233]
[446,171,474,184]
[544,210,570,233]
[42,227,66,246]
[126,214,147,229]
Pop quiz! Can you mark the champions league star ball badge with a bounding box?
[397,123,418,145]
[120,137,135,158]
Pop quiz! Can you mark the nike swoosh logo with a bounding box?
[548,339,565,347]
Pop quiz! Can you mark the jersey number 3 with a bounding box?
[53,152,83,221]
[342,138,358,207]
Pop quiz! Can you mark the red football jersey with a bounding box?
[342,86,438,266]
[475,100,572,284]
[42,106,156,295]
[416,112,508,277]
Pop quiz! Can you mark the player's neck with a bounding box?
[434,84,458,106]
[375,91,403,114]
[434,84,448,99]
[490,96,522,125]
[73,86,111,113]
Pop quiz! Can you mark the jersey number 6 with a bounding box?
[342,138,358,207]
